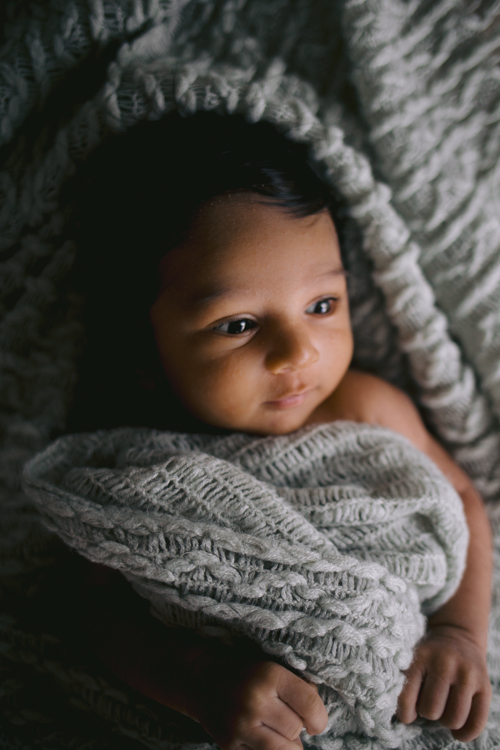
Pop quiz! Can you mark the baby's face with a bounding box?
[149,193,353,435]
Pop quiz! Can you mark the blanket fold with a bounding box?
[23,421,468,749]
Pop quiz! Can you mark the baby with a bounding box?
[71,112,493,747]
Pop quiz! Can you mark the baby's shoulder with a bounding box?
[321,369,402,421]
[310,370,429,450]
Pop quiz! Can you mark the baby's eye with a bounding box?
[213,318,257,335]
[306,297,338,315]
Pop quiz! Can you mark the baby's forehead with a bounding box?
[156,198,343,304]
[194,191,331,233]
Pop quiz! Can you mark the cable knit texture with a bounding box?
[2,1,500,748]
[23,422,468,748]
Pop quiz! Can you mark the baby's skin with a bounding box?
[90,193,492,748]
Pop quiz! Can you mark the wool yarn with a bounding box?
[23,421,468,748]
[3,1,500,748]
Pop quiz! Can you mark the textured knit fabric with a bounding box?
[23,422,468,749]
[2,1,500,749]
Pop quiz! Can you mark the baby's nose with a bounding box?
[265,325,319,373]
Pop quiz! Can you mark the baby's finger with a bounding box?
[451,690,492,743]
[277,674,327,735]
[263,702,304,741]
[440,683,474,732]
[417,674,450,721]
[248,723,303,750]
[397,667,423,724]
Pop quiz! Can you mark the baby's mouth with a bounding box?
[265,388,312,409]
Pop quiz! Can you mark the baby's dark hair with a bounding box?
[66,111,344,432]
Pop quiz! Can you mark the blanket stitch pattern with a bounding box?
[23,421,469,749]
[2,1,500,748]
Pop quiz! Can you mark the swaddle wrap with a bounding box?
[2,1,500,748]
[23,420,468,749]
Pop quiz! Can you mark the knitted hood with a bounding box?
[2,2,500,498]
[2,2,500,749]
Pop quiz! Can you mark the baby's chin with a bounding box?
[189,396,324,436]
[219,410,316,437]
[252,401,327,436]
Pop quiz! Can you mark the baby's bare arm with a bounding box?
[322,371,492,740]
[397,439,492,741]
[84,563,328,750]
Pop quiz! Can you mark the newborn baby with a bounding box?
[61,112,492,747]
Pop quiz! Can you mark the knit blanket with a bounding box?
[23,421,468,749]
[3,1,500,748]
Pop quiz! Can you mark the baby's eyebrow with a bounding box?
[187,268,347,308]
[315,267,347,278]
[189,287,243,308]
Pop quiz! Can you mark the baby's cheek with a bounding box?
[188,357,256,427]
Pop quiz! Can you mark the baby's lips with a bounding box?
[266,384,313,403]
[265,391,312,408]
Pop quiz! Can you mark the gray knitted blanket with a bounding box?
[3,1,500,748]
[23,421,468,749]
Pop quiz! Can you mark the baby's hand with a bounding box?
[397,625,491,742]
[188,656,328,750]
